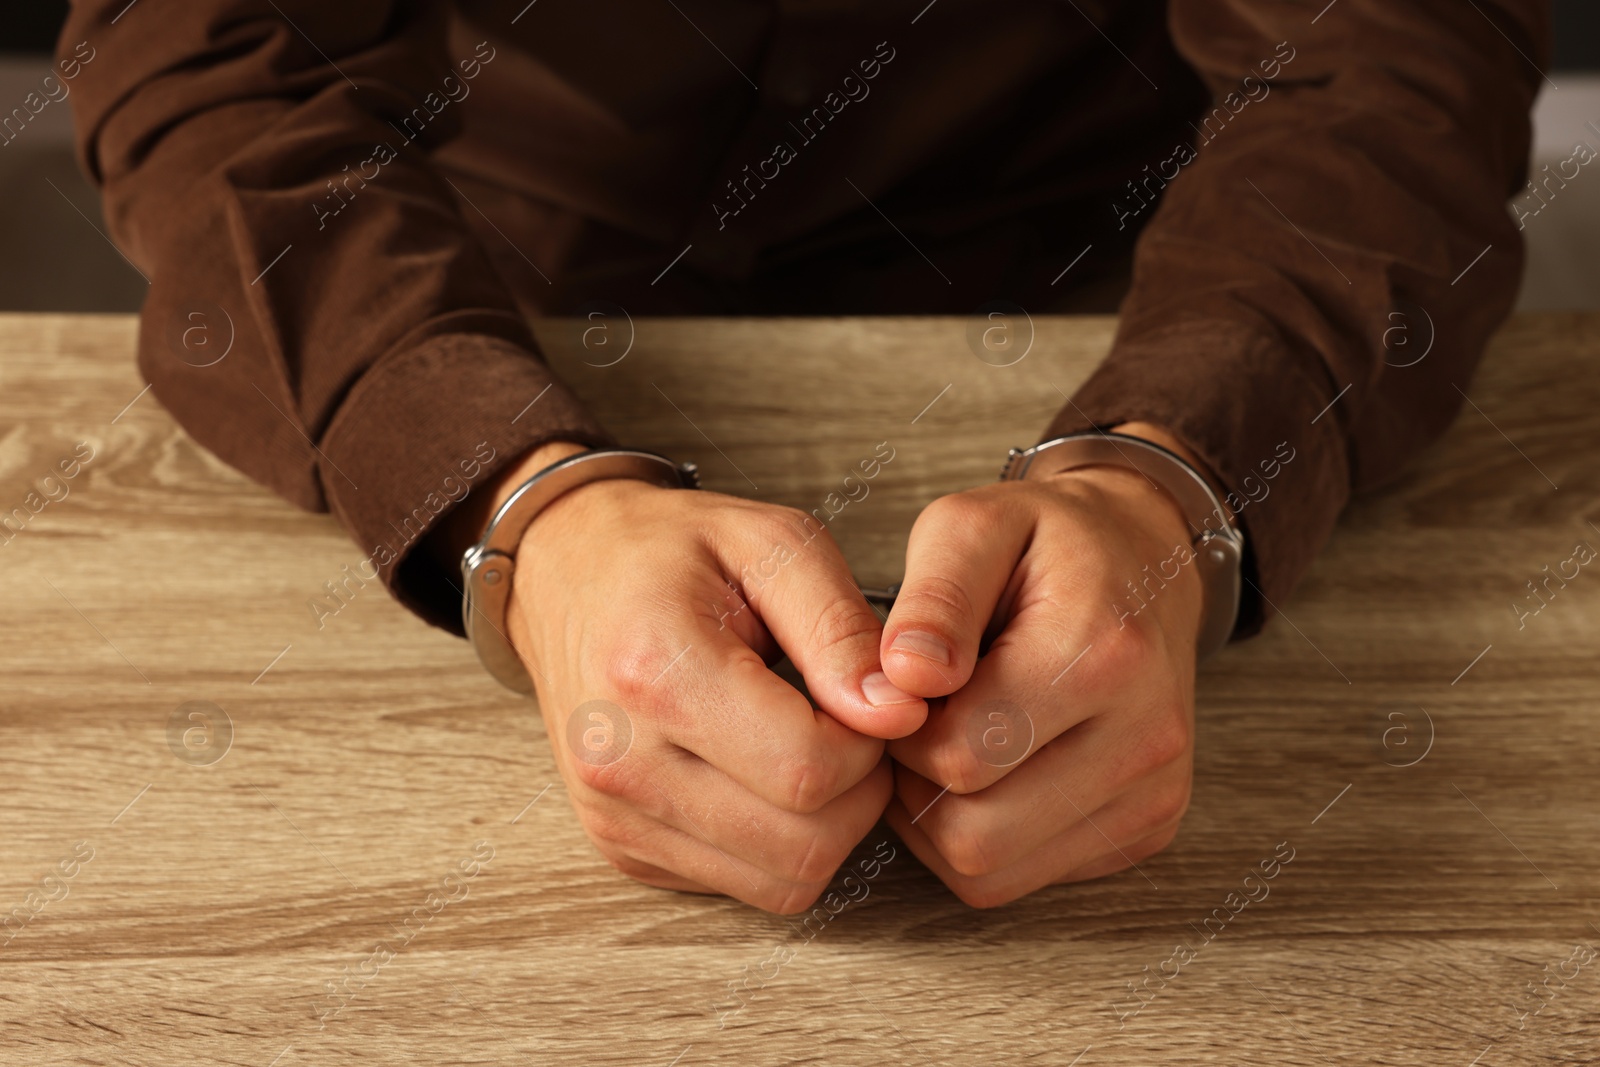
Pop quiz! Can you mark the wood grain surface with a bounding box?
[1,312,1597,1066]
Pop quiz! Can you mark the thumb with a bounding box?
[724,519,928,740]
[881,493,1032,698]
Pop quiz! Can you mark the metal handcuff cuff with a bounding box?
[462,434,1244,693]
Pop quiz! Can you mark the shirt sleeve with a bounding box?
[59,0,615,634]
[1043,0,1549,639]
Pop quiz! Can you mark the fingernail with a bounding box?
[862,671,920,708]
[890,630,951,666]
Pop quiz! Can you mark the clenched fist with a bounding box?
[878,424,1214,907]
[474,442,928,913]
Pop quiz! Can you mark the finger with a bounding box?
[886,629,1087,795]
[881,491,1034,699]
[551,668,874,909]
[889,541,1171,794]
[620,748,894,885]
[885,780,1184,908]
[893,728,1191,878]
[582,806,834,914]
[705,569,782,665]
[1054,825,1179,884]
[597,852,718,896]
[720,511,927,740]
[583,612,885,815]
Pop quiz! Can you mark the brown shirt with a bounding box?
[60,0,1547,639]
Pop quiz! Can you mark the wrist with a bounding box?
[514,465,666,558]
[1036,425,1206,546]
[1108,422,1233,528]
[1113,422,1235,531]
[428,439,591,572]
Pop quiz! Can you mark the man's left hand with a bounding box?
[878,426,1212,907]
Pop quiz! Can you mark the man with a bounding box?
[61,0,1546,910]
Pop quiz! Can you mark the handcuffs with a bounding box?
[462,433,1244,694]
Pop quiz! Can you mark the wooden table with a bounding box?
[2,312,1597,1066]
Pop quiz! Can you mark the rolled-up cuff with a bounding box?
[319,332,615,635]
[1042,319,1350,640]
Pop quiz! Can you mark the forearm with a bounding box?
[1051,0,1545,637]
[62,1,613,631]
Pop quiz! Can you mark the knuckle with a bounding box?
[780,830,849,886]
[600,848,659,884]
[570,755,620,797]
[947,877,1016,910]
[754,508,824,564]
[924,739,990,796]
[1146,777,1194,828]
[577,804,642,851]
[930,812,997,879]
[1134,703,1193,776]
[771,504,828,541]
[896,574,974,631]
[1086,616,1157,689]
[808,594,881,659]
[772,753,837,814]
[567,742,645,798]
[918,492,989,534]
[600,645,664,707]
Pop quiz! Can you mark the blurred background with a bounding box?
[2,1,1596,313]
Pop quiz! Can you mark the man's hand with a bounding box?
[494,450,927,914]
[877,426,1210,907]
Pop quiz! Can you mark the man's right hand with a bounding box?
[500,465,925,914]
